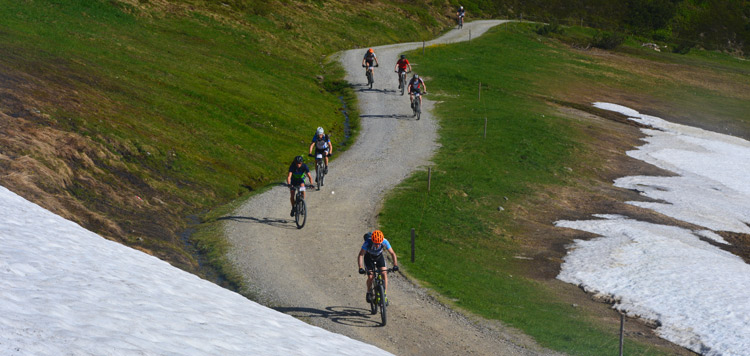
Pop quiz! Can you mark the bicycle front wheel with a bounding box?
[316,168,322,191]
[295,199,306,229]
[378,284,387,326]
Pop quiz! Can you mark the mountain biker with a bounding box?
[286,155,313,217]
[457,6,465,26]
[309,127,332,173]
[394,55,412,89]
[362,48,379,76]
[357,230,399,305]
[407,74,427,110]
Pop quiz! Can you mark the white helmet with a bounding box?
[316,127,324,135]
[460,6,463,10]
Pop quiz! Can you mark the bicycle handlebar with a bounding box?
[308,153,332,157]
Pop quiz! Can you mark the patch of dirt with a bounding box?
[0,58,207,277]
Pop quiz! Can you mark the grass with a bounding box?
[379,22,749,355]
[0,0,453,279]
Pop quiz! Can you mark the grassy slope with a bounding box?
[380,23,750,355]
[0,0,450,280]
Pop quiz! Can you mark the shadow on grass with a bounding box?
[274,305,382,327]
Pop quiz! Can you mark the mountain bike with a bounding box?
[364,64,378,89]
[309,153,330,191]
[457,15,464,29]
[411,91,426,120]
[397,70,409,95]
[289,184,308,229]
[367,267,394,326]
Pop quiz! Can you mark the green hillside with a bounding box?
[0,0,451,281]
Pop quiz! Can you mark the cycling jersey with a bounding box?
[361,238,391,256]
[408,78,424,92]
[311,134,330,151]
[396,58,410,71]
[288,163,310,185]
[363,52,377,65]
[457,9,465,17]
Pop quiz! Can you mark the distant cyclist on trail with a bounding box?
[309,127,332,173]
[286,155,313,217]
[362,48,379,75]
[358,230,399,305]
[457,5,466,27]
[394,55,412,89]
[407,74,427,109]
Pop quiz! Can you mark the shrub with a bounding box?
[592,31,625,49]
[536,21,565,36]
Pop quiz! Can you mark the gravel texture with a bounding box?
[224,20,563,356]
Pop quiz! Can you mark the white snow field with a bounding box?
[556,103,750,356]
[0,186,391,356]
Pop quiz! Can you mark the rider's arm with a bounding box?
[309,142,315,154]
[358,249,366,269]
[387,247,398,267]
[286,171,292,185]
[421,79,427,92]
[328,140,333,154]
[306,172,313,185]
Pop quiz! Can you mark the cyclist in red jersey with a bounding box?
[394,55,412,89]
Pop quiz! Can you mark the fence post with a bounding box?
[427,167,432,192]
[411,228,415,263]
[619,313,624,356]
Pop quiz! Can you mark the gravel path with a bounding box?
[224,20,562,356]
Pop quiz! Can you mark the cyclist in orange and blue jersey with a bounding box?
[357,230,399,304]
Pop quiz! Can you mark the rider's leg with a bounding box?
[300,183,306,199]
[289,189,295,207]
[382,266,389,294]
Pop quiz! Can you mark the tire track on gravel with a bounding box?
[224,20,563,356]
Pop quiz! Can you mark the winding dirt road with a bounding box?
[224,21,562,355]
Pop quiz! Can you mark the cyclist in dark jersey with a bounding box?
[394,55,412,89]
[457,6,465,26]
[407,74,427,109]
[357,230,399,304]
[309,127,332,173]
[286,155,313,217]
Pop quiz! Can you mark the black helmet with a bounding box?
[294,155,304,164]
[400,55,406,59]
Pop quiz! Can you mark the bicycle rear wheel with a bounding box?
[295,199,306,229]
[415,99,421,120]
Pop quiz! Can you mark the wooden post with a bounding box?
[411,228,415,263]
[427,167,432,192]
[484,117,487,139]
[619,313,624,356]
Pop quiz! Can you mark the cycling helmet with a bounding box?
[368,48,374,53]
[413,74,419,79]
[316,127,324,135]
[294,155,304,164]
[371,230,384,244]
[400,55,406,59]
[460,6,463,10]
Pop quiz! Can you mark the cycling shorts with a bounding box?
[364,59,375,67]
[364,253,386,272]
[314,147,329,156]
[289,180,306,191]
[397,67,408,74]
